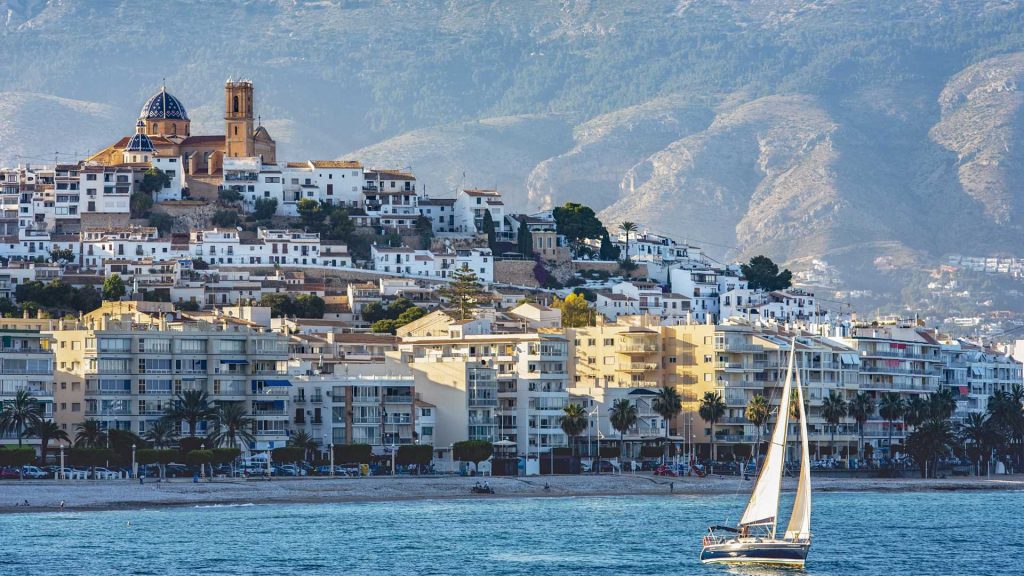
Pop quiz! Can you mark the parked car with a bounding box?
[653,464,677,477]
[90,467,120,480]
[20,466,47,479]
[278,465,306,477]
[0,467,22,479]
[164,464,189,478]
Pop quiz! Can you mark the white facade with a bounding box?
[371,246,493,283]
[453,189,506,236]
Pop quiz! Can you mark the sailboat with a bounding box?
[700,340,812,566]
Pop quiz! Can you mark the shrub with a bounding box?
[0,446,36,466]
[333,444,372,464]
[396,445,433,467]
[218,188,243,203]
[453,440,493,465]
[212,448,242,465]
[271,447,305,463]
[184,450,214,466]
[67,448,115,467]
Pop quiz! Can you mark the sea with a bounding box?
[2,490,1019,575]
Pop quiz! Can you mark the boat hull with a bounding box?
[699,539,809,566]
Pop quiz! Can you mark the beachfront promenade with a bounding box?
[3,473,1022,514]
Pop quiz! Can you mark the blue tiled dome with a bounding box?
[140,87,189,121]
[125,133,155,153]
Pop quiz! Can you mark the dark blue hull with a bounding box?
[700,540,809,566]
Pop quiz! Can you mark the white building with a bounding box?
[371,246,493,283]
[453,189,506,236]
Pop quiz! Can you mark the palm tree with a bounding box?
[878,392,905,461]
[698,391,727,464]
[212,401,255,449]
[0,389,43,446]
[961,412,993,476]
[903,396,929,431]
[288,430,318,462]
[745,395,770,465]
[905,417,955,478]
[143,418,177,449]
[26,420,69,465]
[163,389,218,438]
[609,398,639,461]
[618,221,638,262]
[929,387,957,421]
[559,403,588,463]
[652,386,683,463]
[821,391,847,459]
[847,392,875,464]
[74,419,107,448]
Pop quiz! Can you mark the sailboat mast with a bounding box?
[786,357,813,541]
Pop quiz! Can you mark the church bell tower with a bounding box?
[224,79,255,158]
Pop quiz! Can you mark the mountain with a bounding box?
[4,0,1024,309]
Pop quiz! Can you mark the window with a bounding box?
[233,95,239,113]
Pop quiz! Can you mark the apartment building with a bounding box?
[291,368,420,450]
[567,386,664,460]
[0,320,56,450]
[593,281,691,323]
[838,323,944,458]
[371,245,493,283]
[47,301,291,450]
[941,340,1023,426]
[395,311,569,457]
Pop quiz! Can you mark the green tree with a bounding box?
[254,197,278,220]
[552,202,606,257]
[745,395,770,464]
[294,294,326,319]
[139,167,171,195]
[163,390,218,438]
[211,401,254,449]
[130,191,154,218]
[618,221,638,262]
[260,293,293,317]
[652,386,683,462]
[878,392,905,460]
[516,224,533,257]
[72,286,102,314]
[212,210,240,228]
[559,403,588,460]
[0,390,43,446]
[608,398,639,460]
[439,264,484,320]
[324,206,355,241]
[905,418,955,478]
[699,391,727,462]
[482,209,496,250]
[143,418,177,449]
[961,412,995,475]
[453,440,493,471]
[148,212,174,235]
[74,419,107,448]
[333,444,373,465]
[599,229,619,261]
[49,247,74,263]
[848,392,875,463]
[287,430,318,462]
[821,391,848,458]
[297,198,324,229]
[102,274,126,301]
[740,255,793,291]
[26,419,69,465]
[218,188,243,203]
[552,292,593,327]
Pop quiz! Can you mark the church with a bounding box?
[88,79,277,197]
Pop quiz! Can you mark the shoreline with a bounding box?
[2,473,1021,515]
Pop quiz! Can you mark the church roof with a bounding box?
[124,133,155,153]
[140,86,189,121]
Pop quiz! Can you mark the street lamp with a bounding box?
[200,443,206,480]
[329,443,334,477]
[131,443,137,479]
[59,444,65,481]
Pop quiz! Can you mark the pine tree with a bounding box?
[440,264,484,320]
[517,224,533,257]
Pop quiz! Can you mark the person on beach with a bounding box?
[59,500,65,510]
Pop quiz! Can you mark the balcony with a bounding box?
[383,395,413,404]
[253,409,287,416]
[616,344,658,354]
[310,394,324,403]
[618,362,658,372]
[293,395,307,403]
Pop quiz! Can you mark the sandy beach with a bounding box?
[2,473,1022,514]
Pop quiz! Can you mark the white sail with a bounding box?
[738,344,794,533]
[785,363,812,541]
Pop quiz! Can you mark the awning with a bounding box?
[958,386,969,395]
[261,379,292,387]
[840,353,861,365]
[220,359,249,365]
[970,366,984,377]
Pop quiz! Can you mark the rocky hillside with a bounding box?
[4,1,1024,308]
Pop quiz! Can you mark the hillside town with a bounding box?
[2,81,1023,479]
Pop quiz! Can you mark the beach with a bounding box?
[2,473,1022,514]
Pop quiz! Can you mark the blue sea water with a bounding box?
[2,490,1021,575]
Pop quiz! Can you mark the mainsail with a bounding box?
[785,364,812,541]
[738,344,794,533]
